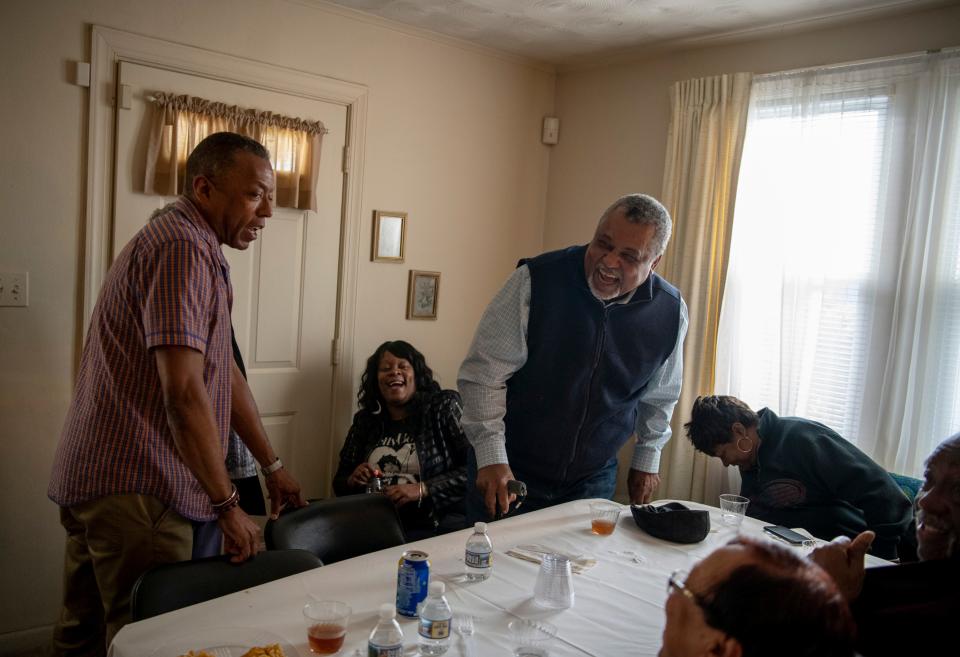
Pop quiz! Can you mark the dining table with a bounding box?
[109,498,888,657]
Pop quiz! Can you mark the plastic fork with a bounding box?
[457,614,476,657]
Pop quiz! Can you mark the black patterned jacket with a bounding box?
[332,390,468,529]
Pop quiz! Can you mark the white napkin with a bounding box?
[505,545,597,574]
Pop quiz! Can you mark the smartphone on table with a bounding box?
[763,525,810,545]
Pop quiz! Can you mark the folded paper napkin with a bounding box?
[505,545,597,574]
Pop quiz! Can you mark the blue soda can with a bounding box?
[396,550,430,618]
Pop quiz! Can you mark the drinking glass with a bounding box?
[508,618,557,657]
[303,600,351,654]
[589,501,621,535]
[718,494,749,528]
[533,553,574,609]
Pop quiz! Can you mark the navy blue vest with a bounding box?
[504,245,681,484]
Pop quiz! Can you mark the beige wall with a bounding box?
[545,4,960,250]
[0,0,553,639]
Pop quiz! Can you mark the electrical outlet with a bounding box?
[0,272,29,307]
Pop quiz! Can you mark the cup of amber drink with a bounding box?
[304,600,350,654]
[589,501,621,535]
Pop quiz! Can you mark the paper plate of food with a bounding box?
[149,627,299,657]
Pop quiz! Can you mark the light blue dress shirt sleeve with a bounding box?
[630,298,688,472]
[457,266,531,469]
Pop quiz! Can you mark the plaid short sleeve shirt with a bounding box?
[48,197,233,521]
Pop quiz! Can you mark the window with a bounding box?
[716,51,960,475]
[145,92,327,210]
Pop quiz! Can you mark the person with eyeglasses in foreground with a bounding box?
[809,432,960,656]
[660,536,855,657]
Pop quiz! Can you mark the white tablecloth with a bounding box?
[109,499,882,657]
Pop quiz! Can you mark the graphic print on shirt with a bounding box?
[367,429,421,485]
[758,478,807,508]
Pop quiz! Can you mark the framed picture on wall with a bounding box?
[371,210,407,262]
[406,270,440,320]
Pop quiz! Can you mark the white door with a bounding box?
[112,61,346,501]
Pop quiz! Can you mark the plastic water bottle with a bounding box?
[464,521,493,581]
[417,581,452,655]
[368,603,403,657]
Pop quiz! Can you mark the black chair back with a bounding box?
[130,548,321,621]
[265,494,407,564]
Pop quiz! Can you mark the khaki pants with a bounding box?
[52,494,193,657]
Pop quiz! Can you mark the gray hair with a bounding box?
[928,432,960,465]
[599,193,672,259]
[184,132,271,199]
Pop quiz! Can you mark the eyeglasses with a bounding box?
[667,570,707,608]
[668,570,732,640]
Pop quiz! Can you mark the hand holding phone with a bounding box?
[763,525,810,545]
[495,479,528,519]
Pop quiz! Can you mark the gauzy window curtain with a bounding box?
[657,73,753,503]
[144,92,327,211]
[716,49,960,478]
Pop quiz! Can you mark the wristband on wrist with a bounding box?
[211,484,240,515]
[261,457,284,477]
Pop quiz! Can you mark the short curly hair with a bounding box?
[684,395,759,455]
[598,193,672,259]
[357,340,440,416]
[184,132,271,199]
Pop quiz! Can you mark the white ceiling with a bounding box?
[317,0,948,67]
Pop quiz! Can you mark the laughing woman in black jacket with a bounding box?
[333,340,468,539]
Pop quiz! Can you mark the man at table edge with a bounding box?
[458,193,688,520]
[47,132,305,654]
[809,431,960,656]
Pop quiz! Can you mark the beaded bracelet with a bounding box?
[211,484,240,515]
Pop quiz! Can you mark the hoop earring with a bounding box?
[736,437,752,454]
[373,400,382,415]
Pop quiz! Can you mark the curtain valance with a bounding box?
[145,92,327,210]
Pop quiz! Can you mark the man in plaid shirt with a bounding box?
[48,133,305,654]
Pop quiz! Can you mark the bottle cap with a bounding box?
[429,581,445,595]
[474,521,487,533]
[380,603,396,619]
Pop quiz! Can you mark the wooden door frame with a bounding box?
[84,25,366,494]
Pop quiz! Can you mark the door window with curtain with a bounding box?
[144,92,328,211]
[715,50,960,477]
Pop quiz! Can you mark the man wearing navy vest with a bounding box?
[458,194,688,521]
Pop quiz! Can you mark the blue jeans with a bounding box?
[191,521,222,559]
[465,448,618,524]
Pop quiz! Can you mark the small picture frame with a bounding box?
[406,270,440,320]
[371,210,407,262]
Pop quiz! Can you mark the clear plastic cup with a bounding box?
[719,494,750,528]
[533,553,574,609]
[589,501,621,535]
[508,618,557,657]
[303,600,351,654]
